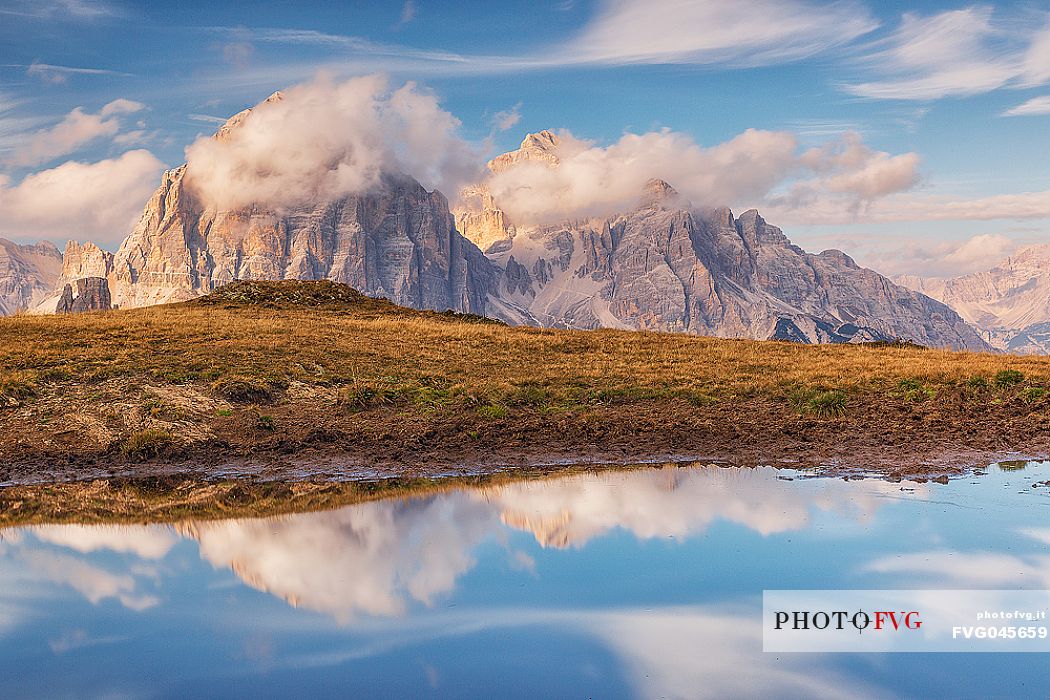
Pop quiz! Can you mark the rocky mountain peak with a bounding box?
[489,129,560,173]
[640,178,682,208]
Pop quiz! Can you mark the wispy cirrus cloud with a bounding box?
[201,0,877,86]
[1003,95,1050,116]
[25,61,132,84]
[845,7,1050,101]
[549,0,878,68]
[0,0,119,20]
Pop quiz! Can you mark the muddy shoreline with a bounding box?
[2,392,1048,487]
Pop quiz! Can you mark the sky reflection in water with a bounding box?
[3,463,1050,699]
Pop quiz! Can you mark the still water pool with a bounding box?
[3,463,1050,698]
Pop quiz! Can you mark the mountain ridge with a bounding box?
[5,101,991,351]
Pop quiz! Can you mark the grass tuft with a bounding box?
[804,390,848,417]
[120,428,174,460]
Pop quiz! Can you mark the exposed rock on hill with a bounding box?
[56,277,112,314]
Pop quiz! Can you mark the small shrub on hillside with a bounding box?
[897,378,934,402]
[966,376,989,390]
[1022,386,1047,404]
[994,370,1025,389]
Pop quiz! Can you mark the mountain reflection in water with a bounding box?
[3,463,1050,699]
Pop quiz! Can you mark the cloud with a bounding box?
[865,549,1050,588]
[20,550,159,611]
[487,127,796,224]
[0,150,165,244]
[0,0,118,20]
[552,0,877,67]
[10,98,145,166]
[846,8,1050,100]
[783,132,922,210]
[1003,95,1050,116]
[491,102,522,132]
[772,188,1050,227]
[396,0,417,27]
[876,233,1020,278]
[482,128,918,225]
[216,26,254,69]
[188,113,229,125]
[26,62,131,84]
[31,525,177,560]
[1023,23,1050,86]
[183,74,481,211]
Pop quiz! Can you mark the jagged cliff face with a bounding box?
[455,132,990,351]
[0,239,62,315]
[96,96,520,322]
[895,245,1050,353]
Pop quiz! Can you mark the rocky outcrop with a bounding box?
[103,98,528,324]
[455,132,990,351]
[30,241,116,313]
[56,277,112,313]
[0,239,63,315]
[895,244,1050,353]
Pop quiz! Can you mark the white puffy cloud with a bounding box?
[10,98,146,166]
[483,128,919,226]
[846,8,1050,101]
[183,74,481,212]
[486,128,796,224]
[559,0,877,67]
[0,150,165,244]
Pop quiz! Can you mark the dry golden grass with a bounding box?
[0,280,1048,408]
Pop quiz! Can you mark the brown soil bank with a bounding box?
[1,280,1049,487]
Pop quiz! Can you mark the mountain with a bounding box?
[50,94,521,323]
[18,99,988,351]
[0,239,63,315]
[454,132,990,351]
[895,244,1050,353]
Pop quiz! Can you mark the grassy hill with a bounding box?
[1,280,1049,487]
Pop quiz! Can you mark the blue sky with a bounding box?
[1,0,1049,277]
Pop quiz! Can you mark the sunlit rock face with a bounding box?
[896,244,1050,353]
[0,238,62,315]
[455,132,990,350]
